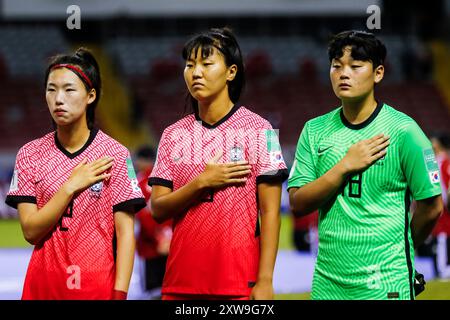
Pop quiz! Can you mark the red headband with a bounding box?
[51,64,93,88]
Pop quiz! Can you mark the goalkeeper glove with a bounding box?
[414,270,426,296]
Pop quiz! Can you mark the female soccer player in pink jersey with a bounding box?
[6,48,146,299]
[149,27,288,300]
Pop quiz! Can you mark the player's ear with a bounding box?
[226,64,237,82]
[87,88,96,105]
[374,65,384,84]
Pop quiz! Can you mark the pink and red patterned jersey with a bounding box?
[136,166,173,259]
[6,129,146,300]
[433,154,450,236]
[149,105,288,296]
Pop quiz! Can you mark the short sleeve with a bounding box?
[111,149,146,214]
[254,124,288,185]
[149,129,175,189]
[400,122,442,200]
[287,122,317,190]
[5,146,37,209]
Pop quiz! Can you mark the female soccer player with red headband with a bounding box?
[5,48,146,300]
[149,27,288,300]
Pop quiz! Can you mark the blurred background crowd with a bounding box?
[0,0,449,299]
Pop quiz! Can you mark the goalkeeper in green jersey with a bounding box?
[288,31,443,300]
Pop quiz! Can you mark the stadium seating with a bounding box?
[0,28,449,158]
[0,26,68,77]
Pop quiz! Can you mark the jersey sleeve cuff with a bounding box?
[148,177,173,189]
[113,198,147,214]
[287,184,302,192]
[256,169,289,185]
[5,195,37,209]
[413,189,442,201]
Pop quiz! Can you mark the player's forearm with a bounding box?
[411,195,443,249]
[289,161,349,216]
[257,210,280,285]
[18,183,74,245]
[114,225,135,293]
[151,177,207,223]
[256,183,282,289]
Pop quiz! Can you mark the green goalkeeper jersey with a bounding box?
[288,102,442,300]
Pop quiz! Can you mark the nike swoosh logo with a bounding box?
[318,145,333,154]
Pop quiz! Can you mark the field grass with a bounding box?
[1,216,449,299]
[278,213,295,250]
[416,279,450,300]
[275,280,450,300]
[0,219,30,248]
[276,292,310,300]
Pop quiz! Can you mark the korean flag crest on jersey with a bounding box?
[126,158,141,192]
[265,129,284,164]
[270,151,284,165]
[423,148,440,184]
[230,144,244,162]
[429,171,440,184]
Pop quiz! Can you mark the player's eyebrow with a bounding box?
[332,56,360,64]
[186,55,212,62]
[47,82,77,87]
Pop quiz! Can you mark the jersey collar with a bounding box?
[340,101,384,130]
[194,104,241,129]
[54,128,99,159]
